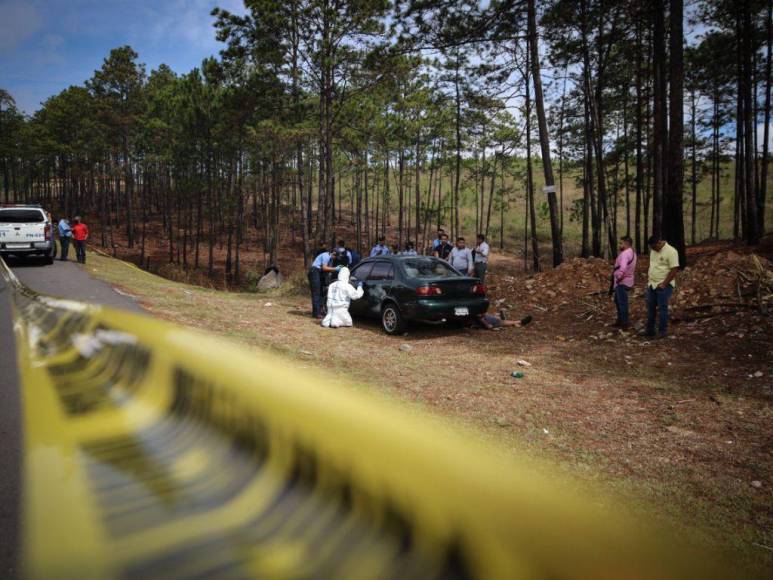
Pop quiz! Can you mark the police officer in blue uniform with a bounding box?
[370,236,391,257]
[308,246,339,318]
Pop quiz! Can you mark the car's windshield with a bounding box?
[0,209,45,223]
[402,257,460,279]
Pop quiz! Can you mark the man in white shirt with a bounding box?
[474,233,490,283]
[449,237,474,276]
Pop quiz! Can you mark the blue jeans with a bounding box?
[645,285,673,335]
[614,284,632,325]
[308,268,323,317]
[74,240,86,263]
[473,261,487,284]
[59,236,70,261]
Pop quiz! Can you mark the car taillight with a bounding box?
[471,284,486,295]
[44,224,51,240]
[416,285,443,296]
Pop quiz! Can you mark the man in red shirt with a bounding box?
[71,216,89,264]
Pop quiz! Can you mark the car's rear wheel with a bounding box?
[381,303,405,335]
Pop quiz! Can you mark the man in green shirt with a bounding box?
[644,235,680,338]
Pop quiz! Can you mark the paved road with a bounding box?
[8,256,143,311]
[0,256,143,577]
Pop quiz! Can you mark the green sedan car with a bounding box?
[348,255,489,334]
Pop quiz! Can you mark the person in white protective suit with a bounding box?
[321,267,364,328]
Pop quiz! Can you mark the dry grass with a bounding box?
[84,251,772,575]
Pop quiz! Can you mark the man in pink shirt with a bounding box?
[612,236,637,329]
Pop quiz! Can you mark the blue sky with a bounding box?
[0,0,244,114]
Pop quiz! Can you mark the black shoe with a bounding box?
[641,330,656,338]
[520,315,533,326]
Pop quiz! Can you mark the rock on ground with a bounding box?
[257,270,284,292]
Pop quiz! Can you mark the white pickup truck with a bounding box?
[0,205,56,264]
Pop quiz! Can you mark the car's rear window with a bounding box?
[402,258,460,279]
[0,209,45,223]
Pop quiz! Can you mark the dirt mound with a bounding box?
[490,249,772,327]
[491,257,611,313]
[533,257,611,294]
[674,251,772,313]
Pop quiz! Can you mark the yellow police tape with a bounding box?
[1,258,730,579]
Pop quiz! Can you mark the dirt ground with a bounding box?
[83,238,772,573]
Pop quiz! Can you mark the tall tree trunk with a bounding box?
[453,50,462,240]
[558,66,568,235]
[582,161,590,258]
[356,155,362,254]
[528,0,563,266]
[584,69,601,256]
[207,154,215,277]
[500,170,505,250]
[734,116,743,239]
[582,65,593,258]
[235,151,243,283]
[742,0,759,243]
[759,0,772,236]
[691,90,698,245]
[485,153,498,238]
[122,135,135,248]
[652,0,667,238]
[398,148,404,248]
[415,135,421,247]
[624,91,630,237]
[579,2,601,255]
[713,96,722,238]
[422,142,437,251]
[635,17,644,254]
[664,0,686,266]
[525,47,540,272]
[364,147,370,249]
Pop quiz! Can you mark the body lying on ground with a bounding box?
[476,313,533,330]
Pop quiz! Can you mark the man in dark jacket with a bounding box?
[433,233,453,261]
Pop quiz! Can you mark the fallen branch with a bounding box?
[674,310,745,321]
[682,302,765,311]
[586,290,610,297]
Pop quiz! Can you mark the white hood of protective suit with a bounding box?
[337,267,350,284]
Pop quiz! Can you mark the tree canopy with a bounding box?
[0,0,770,284]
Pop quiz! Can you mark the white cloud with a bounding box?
[0,1,42,53]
